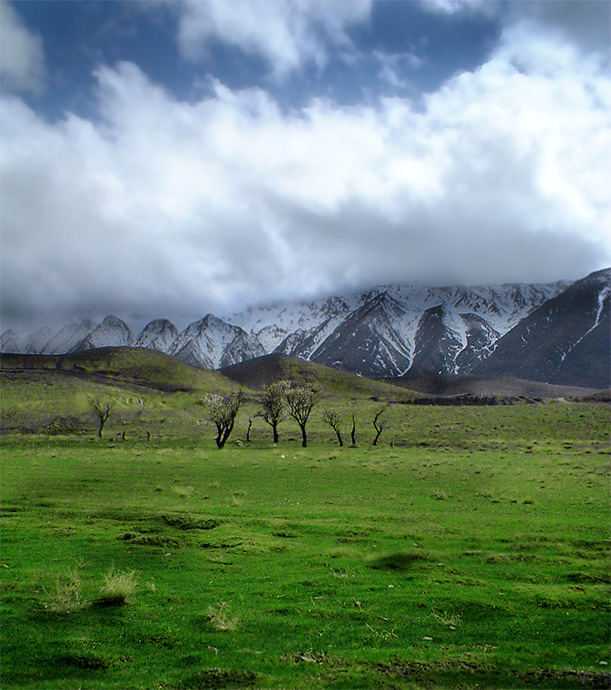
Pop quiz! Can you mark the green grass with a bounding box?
[1,426,609,688]
[1,352,609,687]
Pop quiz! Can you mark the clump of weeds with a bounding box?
[206,601,239,631]
[95,567,137,607]
[42,568,84,614]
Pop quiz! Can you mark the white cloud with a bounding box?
[374,51,423,91]
[176,0,372,78]
[1,24,609,325]
[423,0,610,57]
[0,0,45,92]
[423,0,497,16]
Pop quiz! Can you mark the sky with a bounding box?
[1,0,610,329]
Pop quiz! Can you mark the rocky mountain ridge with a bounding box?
[2,269,609,387]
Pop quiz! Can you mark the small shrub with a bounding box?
[96,567,137,606]
[206,602,239,631]
[42,568,84,614]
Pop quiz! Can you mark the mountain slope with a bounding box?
[136,319,178,353]
[473,269,610,388]
[310,292,413,377]
[71,315,134,351]
[2,270,606,388]
[170,314,266,369]
[1,348,237,394]
[219,353,420,400]
[43,319,95,355]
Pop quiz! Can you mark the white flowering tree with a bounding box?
[286,382,318,448]
[202,391,243,449]
[258,380,289,444]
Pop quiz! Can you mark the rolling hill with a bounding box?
[218,353,420,401]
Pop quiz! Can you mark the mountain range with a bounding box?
[2,268,609,389]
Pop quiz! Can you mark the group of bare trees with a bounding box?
[88,382,387,449]
[200,380,387,450]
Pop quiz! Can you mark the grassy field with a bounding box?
[1,351,610,688]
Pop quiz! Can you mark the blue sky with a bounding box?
[1,0,610,327]
[11,1,501,117]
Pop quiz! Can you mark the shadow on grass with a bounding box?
[368,549,430,571]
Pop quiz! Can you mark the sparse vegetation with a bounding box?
[97,567,137,606]
[201,390,243,448]
[372,408,385,445]
[42,567,84,614]
[323,408,344,446]
[89,396,112,438]
[206,601,240,631]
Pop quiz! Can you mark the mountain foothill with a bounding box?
[2,268,609,390]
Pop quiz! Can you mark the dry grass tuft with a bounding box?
[206,601,239,631]
[97,567,137,606]
[42,568,84,614]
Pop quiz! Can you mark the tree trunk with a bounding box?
[219,420,234,449]
[97,417,104,439]
[335,429,343,447]
[300,424,307,448]
[372,410,383,446]
[272,423,279,444]
[351,415,356,446]
[215,422,223,449]
[246,419,253,443]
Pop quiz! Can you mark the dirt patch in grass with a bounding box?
[122,533,181,547]
[374,659,611,688]
[54,652,111,670]
[179,667,257,688]
[162,514,222,531]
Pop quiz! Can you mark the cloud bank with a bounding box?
[177,0,372,78]
[1,9,610,327]
[0,0,45,93]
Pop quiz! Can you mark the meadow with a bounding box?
[1,351,609,688]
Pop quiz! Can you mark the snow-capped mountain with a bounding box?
[136,319,178,353]
[0,329,23,354]
[169,314,266,369]
[43,319,95,354]
[472,268,610,388]
[2,269,608,387]
[72,315,134,351]
[310,292,413,378]
[24,326,53,354]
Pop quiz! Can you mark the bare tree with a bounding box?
[89,397,112,439]
[202,391,243,449]
[372,409,385,446]
[286,383,318,448]
[351,414,357,446]
[323,409,343,447]
[258,381,289,443]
